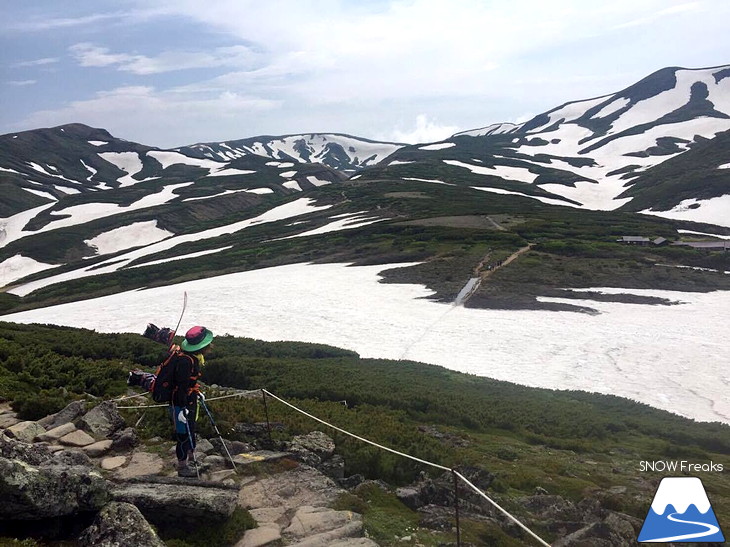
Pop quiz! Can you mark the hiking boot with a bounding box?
[177,464,198,478]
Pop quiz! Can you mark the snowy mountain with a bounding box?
[376,65,730,226]
[176,133,405,172]
[1,66,730,425]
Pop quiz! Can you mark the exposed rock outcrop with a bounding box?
[111,477,239,530]
[77,501,166,547]
[80,401,125,438]
[0,456,109,520]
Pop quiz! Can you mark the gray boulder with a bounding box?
[0,456,109,519]
[111,479,238,530]
[80,401,125,438]
[38,400,87,430]
[78,501,166,547]
[110,427,139,452]
[6,421,46,443]
[288,431,336,466]
[0,433,53,465]
[49,448,94,467]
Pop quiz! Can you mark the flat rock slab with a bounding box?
[101,456,128,470]
[285,505,362,539]
[7,421,46,443]
[329,539,380,547]
[239,465,346,512]
[59,430,96,447]
[249,506,287,525]
[0,413,20,429]
[114,451,164,479]
[111,482,237,529]
[232,450,290,466]
[236,523,282,547]
[83,439,113,457]
[37,422,77,442]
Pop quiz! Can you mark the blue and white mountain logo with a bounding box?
[638,477,725,543]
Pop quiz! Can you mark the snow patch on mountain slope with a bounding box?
[8,198,332,297]
[53,185,82,195]
[591,97,630,119]
[471,186,581,208]
[2,262,728,423]
[0,203,56,247]
[278,213,384,239]
[282,181,302,191]
[98,152,144,187]
[640,195,730,228]
[130,246,233,269]
[207,168,256,177]
[24,188,57,201]
[453,123,517,137]
[420,142,455,151]
[84,221,173,256]
[0,254,58,288]
[443,160,538,183]
[677,229,730,240]
[88,141,108,146]
[527,96,608,133]
[147,151,222,171]
[306,176,331,187]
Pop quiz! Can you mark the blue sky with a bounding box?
[2,0,729,147]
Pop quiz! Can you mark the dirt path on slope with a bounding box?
[457,244,534,306]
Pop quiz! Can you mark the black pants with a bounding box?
[172,400,197,461]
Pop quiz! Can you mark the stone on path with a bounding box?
[7,421,45,443]
[83,439,113,457]
[232,450,290,466]
[239,465,346,512]
[37,422,76,442]
[114,451,164,479]
[284,505,363,541]
[59,429,96,447]
[37,400,86,431]
[101,455,127,470]
[80,401,124,438]
[0,412,20,429]
[235,523,282,547]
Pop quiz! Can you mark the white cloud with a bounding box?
[7,80,37,86]
[69,43,257,75]
[17,85,279,147]
[389,115,460,144]
[12,57,60,67]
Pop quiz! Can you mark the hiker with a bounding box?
[172,325,214,477]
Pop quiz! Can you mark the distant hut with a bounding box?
[653,237,668,246]
[617,236,651,246]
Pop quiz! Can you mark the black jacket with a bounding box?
[171,352,201,407]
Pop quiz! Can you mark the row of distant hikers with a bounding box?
[128,324,215,478]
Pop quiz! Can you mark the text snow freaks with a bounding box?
[640,461,724,473]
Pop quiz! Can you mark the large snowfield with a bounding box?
[2,262,728,425]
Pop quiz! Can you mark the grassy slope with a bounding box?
[0,321,727,545]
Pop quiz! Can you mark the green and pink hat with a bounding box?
[181,326,214,352]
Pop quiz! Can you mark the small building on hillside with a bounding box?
[617,236,651,245]
[672,241,730,251]
[653,237,668,246]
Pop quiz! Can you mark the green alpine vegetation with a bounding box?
[0,320,727,544]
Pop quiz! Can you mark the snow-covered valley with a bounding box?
[3,262,728,425]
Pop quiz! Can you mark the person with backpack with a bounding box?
[172,325,214,477]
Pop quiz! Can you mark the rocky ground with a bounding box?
[0,397,646,546]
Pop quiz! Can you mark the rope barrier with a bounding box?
[261,389,551,546]
[114,387,551,545]
[454,471,551,547]
[115,390,259,409]
[261,389,451,472]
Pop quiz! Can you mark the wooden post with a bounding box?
[453,469,461,546]
[261,389,273,444]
